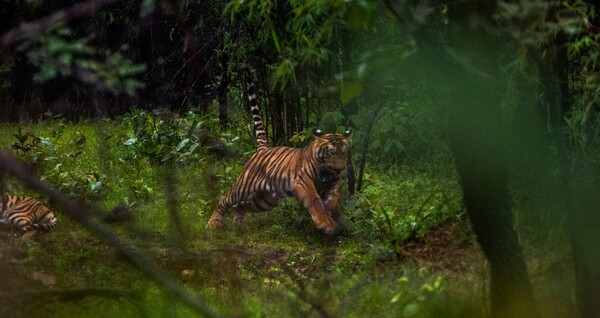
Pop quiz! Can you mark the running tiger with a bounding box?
[206,81,352,234]
[0,194,58,234]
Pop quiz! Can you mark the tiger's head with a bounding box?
[312,128,352,171]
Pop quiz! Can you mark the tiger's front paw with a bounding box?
[313,215,338,234]
[205,219,223,229]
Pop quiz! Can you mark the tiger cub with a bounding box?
[0,194,58,234]
[206,81,352,234]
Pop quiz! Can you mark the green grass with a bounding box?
[0,117,483,318]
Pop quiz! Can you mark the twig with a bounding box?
[1,0,121,47]
[0,151,223,318]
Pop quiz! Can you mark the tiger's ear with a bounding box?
[313,128,325,139]
[343,128,352,140]
[313,128,327,143]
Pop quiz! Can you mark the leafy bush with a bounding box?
[10,126,54,170]
[119,109,204,164]
[5,124,109,200]
[117,109,253,165]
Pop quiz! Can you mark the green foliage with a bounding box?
[2,107,255,205]
[120,110,204,164]
[10,125,108,199]
[26,28,94,82]
[226,0,348,90]
[0,0,589,316]
[390,275,444,317]
[25,27,146,96]
[118,109,253,165]
[288,130,307,144]
[499,1,600,92]
[346,167,463,250]
[351,101,448,167]
[10,126,54,168]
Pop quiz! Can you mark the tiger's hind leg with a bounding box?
[8,222,38,239]
[232,209,247,231]
[21,230,38,239]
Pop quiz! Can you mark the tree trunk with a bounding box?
[569,162,600,318]
[570,2,600,314]
[443,4,538,314]
[450,132,536,318]
[530,16,600,315]
[385,0,539,316]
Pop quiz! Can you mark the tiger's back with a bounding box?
[223,146,307,212]
[0,195,58,233]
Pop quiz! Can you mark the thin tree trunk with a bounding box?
[218,41,229,128]
[346,147,355,195]
[356,105,382,191]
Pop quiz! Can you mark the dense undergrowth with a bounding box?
[1,109,484,317]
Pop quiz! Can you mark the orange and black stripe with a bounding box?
[1,194,57,232]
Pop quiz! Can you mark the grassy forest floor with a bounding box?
[0,114,574,317]
[0,216,485,317]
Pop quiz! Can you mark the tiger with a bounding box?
[206,80,352,234]
[0,194,58,235]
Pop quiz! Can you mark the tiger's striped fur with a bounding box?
[206,81,352,234]
[0,194,58,234]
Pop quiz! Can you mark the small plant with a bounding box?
[7,126,110,200]
[50,129,109,199]
[289,130,306,145]
[11,127,54,170]
[129,177,154,202]
[120,110,206,164]
[390,275,445,317]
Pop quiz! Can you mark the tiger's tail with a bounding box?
[247,80,269,149]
